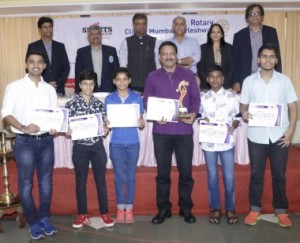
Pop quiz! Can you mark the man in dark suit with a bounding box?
[233,3,281,93]
[119,13,159,93]
[75,25,119,94]
[27,16,70,96]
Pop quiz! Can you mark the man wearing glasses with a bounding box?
[232,3,281,93]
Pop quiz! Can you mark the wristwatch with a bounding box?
[177,59,181,65]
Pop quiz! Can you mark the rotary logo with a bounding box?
[217,19,230,32]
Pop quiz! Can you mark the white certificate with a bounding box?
[146,97,179,122]
[248,103,283,127]
[69,113,103,140]
[199,121,231,144]
[33,108,69,132]
[107,104,140,127]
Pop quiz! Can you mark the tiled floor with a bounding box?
[1,213,300,243]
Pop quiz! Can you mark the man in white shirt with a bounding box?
[240,43,297,228]
[169,16,201,86]
[1,50,58,240]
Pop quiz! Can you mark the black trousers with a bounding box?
[153,133,194,213]
[248,138,289,211]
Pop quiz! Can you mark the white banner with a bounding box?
[53,14,246,86]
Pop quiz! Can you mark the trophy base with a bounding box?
[178,107,189,120]
[178,114,191,121]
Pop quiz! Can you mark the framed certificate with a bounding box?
[33,108,69,132]
[199,121,231,144]
[69,113,103,140]
[146,97,179,122]
[248,103,283,127]
[107,104,140,127]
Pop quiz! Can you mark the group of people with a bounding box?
[0,3,298,241]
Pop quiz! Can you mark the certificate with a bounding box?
[33,108,69,132]
[248,103,283,127]
[199,121,231,144]
[107,104,140,127]
[69,113,103,140]
[146,97,179,122]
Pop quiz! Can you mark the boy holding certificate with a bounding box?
[241,44,298,228]
[105,67,145,223]
[1,50,58,239]
[65,70,115,229]
[200,65,240,224]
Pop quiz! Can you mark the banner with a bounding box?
[53,14,246,87]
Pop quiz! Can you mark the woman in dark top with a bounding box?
[197,23,234,90]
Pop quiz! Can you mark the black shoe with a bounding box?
[151,210,172,224]
[179,209,196,223]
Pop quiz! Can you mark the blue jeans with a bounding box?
[109,143,140,210]
[153,133,194,213]
[203,148,235,211]
[248,139,289,214]
[13,135,54,226]
[72,140,108,215]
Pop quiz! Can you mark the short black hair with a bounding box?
[25,50,46,62]
[37,16,53,28]
[257,43,279,58]
[206,64,224,77]
[245,3,265,19]
[132,13,147,23]
[159,41,178,54]
[113,67,131,79]
[79,69,97,86]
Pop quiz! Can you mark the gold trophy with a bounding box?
[176,80,190,119]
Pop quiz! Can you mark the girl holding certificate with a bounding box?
[199,65,241,224]
[65,70,115,229]
[105,67,145,224]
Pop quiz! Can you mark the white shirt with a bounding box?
[91,47,103,86]
[1,74,58,134]
[169,36,201,74]
[200,87,240,151]
[119,36,161,68]
[240,69,298,144]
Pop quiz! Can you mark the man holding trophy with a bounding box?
[143,41,200,224]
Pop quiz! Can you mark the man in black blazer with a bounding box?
[233,3,281,92]
[27,16,70,96]
[75,25,119,94]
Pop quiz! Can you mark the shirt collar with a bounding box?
[256,68,278,81]
[210,87,225,95]
[24,73,45,85]
[78,93,98,103]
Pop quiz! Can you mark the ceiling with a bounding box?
[0,1,300,17]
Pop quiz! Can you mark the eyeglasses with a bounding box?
[248,12,262,17]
